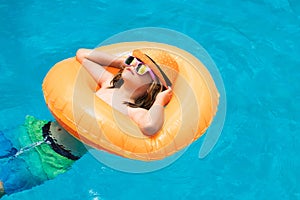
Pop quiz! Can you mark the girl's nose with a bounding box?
[130,59,139,67]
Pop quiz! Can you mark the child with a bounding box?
[76,48,177,136]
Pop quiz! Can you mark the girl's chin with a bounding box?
[121,74,131,82]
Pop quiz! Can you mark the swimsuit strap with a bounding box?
[42,122,80,161]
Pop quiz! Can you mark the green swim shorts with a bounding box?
[19,115,75,180]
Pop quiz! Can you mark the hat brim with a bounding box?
[133,50,171,88]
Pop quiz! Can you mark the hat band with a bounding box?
[145,54,172,87]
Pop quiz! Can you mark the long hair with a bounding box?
[108,69,163,110]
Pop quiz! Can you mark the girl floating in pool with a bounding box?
[0,48,177,197]
[76,48,175,136]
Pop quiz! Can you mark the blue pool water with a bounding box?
[0,0,299,199]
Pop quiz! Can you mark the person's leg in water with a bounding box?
[0,181,4,198]
[0,157,42,197]
[0,131,17,197]
[0,131,17,159]
[0,131,39,197]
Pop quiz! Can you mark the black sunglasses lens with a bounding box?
[125,56,134,65]
[136,63,142,71]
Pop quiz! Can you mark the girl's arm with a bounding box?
[129,87,173,136]
[76,48,124,69]
[76,48,125,86]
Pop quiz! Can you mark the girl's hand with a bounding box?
[155,87,173,106]
[114,58,131,69]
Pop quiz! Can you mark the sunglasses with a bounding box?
[124,56,156,81]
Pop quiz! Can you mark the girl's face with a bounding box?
[121,58,154,89]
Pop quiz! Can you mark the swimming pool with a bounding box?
[1,0,299,199]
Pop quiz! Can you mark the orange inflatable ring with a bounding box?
[42,42,219,161]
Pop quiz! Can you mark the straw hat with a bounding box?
[133,49,179,88]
